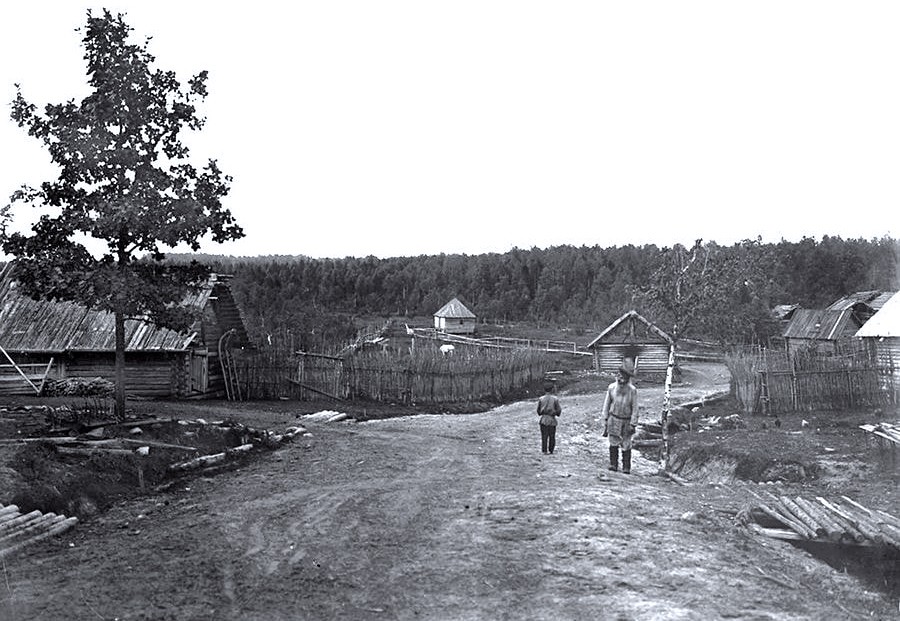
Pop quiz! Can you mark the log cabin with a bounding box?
[0,263,250,398]
[586,310,673,380]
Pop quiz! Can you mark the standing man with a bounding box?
[601,361,638,473]
[537,382,562,454]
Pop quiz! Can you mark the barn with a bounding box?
[433,297,477,335]
[586,310,673,379]
[855,290,900,397]
[0,264,250,398]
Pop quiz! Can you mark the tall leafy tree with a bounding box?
[1,10,243,416]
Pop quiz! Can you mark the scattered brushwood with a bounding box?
[41,377,115,397]
[698,414,746,432]
[45,397,115,429]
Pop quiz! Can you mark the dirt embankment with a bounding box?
[1,364,898,620]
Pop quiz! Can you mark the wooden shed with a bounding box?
[0,264,250,398]
[855,290,900,398]
[433,297,477,335]
[586,310,673,379]
[783,308,865,357]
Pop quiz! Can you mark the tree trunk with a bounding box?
[115,309,126,419]
[660,333,677,470]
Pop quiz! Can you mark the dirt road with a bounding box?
[1,370,894,619]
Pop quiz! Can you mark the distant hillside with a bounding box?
[164,236,898,349]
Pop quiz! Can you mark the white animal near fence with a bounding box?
[439,344,456,355]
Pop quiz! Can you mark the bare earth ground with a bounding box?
[1,363,899,620]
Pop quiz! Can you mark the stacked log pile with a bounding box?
[743,491,900,551]
[0,504,77,559]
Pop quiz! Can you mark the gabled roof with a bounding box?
[826,290,895,312]
[0,263,235,352]
[434,297,476,319]
[783,308,863,341]
[586,310,673,349]
[856,291,900,338]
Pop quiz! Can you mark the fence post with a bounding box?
[847,369,854,409]
[298,355,305,401]
[790,367,797,412]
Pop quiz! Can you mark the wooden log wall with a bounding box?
[593,344,670,377]
[63,353,180,398]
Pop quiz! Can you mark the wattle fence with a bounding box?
[229,340,548,404]
[726,346,897,415]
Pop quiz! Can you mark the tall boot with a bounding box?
[622,449,632,474]
[608,445,619,471]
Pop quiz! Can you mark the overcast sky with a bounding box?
[1,2,898,259]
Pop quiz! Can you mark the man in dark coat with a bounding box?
[537,383,562,454]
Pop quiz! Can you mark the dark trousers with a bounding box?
[540,424,557,453]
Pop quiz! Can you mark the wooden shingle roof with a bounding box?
[0,263,241,353]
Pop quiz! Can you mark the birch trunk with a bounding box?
[660,339,677,470]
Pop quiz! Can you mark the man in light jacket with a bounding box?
[602,362,638,473]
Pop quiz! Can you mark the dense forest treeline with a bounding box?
[184,236,898,350]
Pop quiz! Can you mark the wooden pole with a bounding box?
[0,344,40,394]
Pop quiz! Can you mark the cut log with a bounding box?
[0,505,19,517]
[831,499,895,547]
[168,444,253,473]
[813,498,866,543]
[56,447,135,456]
[874,509,900,532]
[778,496,827,538]
[0,514,65,545]
[794,497,843,541]
[169,452,226,472]
[755,502,816,539]
[115,438,198,451]
[0,511,43,533]
[0,517,77,560]
[746,522,807,542]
